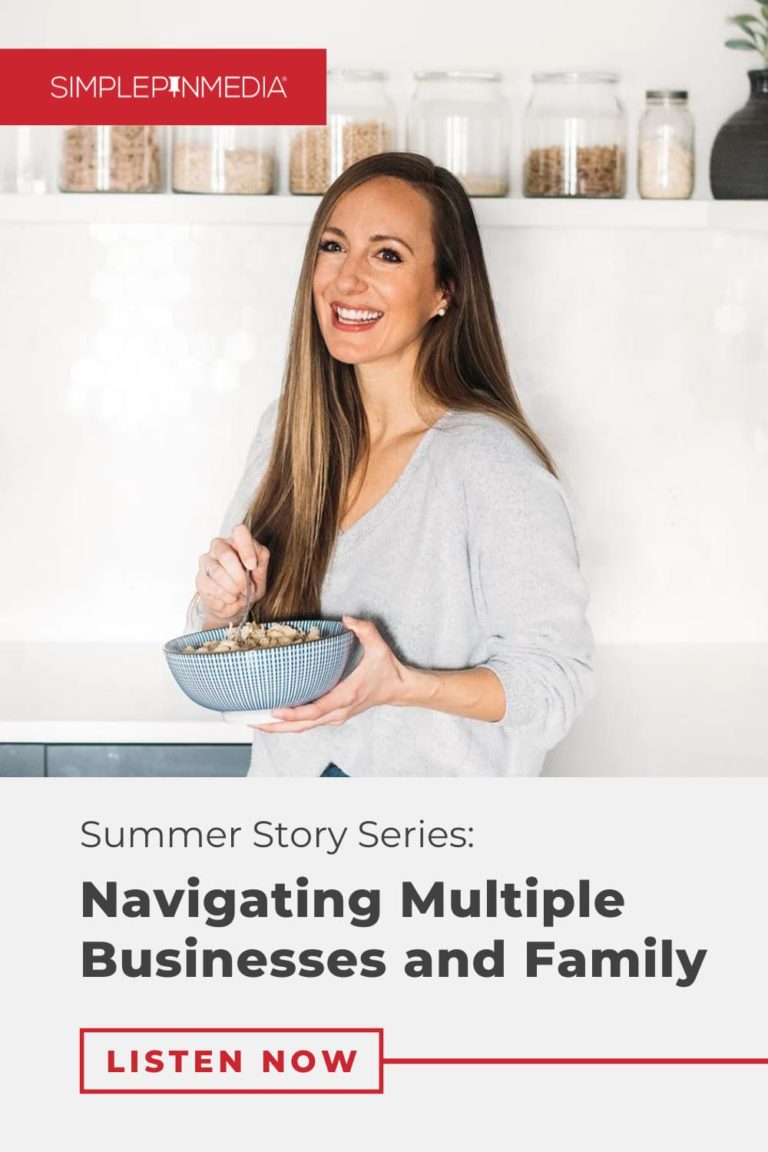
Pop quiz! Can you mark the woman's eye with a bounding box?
[378,247,402,263]
[319,239,343,253]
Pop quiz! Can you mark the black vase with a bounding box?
[710,69,768,198]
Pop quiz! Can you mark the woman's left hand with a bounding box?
[252,616,409,733]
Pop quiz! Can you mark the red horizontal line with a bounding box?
[81,1088,382,1094]
[80,1027,382,1034]
[383,1058,768,1065]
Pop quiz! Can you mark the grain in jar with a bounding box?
[523,72,627,198]
[172,126,275,194]
[290,70,395,194]
[59,125,163,192]
[525,145,626,197]
[637,90,694,199]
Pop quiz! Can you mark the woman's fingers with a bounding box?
[229,524,258,572]
[206,595,237,616]
[250,539,270,599]
[341,615,382,648]
[209,537,248,595]
[195,526,270,625]
[197,550,238,605]
[227,525,270,600]
[272,681,354,722]
[254,680,359,732]
[252,707,349,734]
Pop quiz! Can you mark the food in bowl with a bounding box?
[163,618,356,715]
[183,620,321,654]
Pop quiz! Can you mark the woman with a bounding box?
[191,152,593,777]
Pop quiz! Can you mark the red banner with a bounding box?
[0,48,326,125]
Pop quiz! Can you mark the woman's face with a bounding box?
[312,176,448,372]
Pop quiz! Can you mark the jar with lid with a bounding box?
[637,90,694,199]
[290,70,395,195]
[406,71,511,196]
[58,126,164,192]
[523,72,627,198]
[0,126,51,193]
[172,126,275,194]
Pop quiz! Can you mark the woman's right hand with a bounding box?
[196,523,270,626]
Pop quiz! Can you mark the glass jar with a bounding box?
[172,126,275,194]
[637,90,694,199]
[58,126,163,192]
[0,126,51,193]
[290,69,395,195]
[523,72,627,198]
[406,71,510,196]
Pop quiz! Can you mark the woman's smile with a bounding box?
[331,302,385,331]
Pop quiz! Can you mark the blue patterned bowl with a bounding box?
[163,619,356,713]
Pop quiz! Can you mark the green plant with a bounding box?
[725,1,768,65]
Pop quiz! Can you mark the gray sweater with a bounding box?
[200,402,594,777]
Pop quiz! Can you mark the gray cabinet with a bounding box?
[0,745,45,776]
[0,744,250,777]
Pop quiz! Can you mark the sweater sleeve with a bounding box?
[185,399,279,633]
[467,438,594,750]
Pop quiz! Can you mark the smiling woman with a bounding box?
[313,179,447,370]
[189,152,594,777]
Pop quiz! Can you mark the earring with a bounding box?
[437,308,446,317]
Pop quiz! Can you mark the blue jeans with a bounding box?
[321,764,349,777]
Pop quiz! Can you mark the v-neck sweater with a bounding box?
[196,401,594,777]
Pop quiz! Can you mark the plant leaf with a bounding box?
[728,18,759,42]
[725,37,761,48]
[728,13,760,24]
[732,20,759,42]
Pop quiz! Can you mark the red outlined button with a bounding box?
[80,1028,383,1094]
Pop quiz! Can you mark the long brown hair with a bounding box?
[246,152,556,618]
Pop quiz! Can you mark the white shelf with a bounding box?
[0,193,766,230]
[0,192,321,225]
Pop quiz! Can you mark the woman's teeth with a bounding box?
[335,306,383,324]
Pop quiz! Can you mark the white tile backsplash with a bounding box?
[2,219,767,648]
[1,216,767,772]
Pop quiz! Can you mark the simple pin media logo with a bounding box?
[49,73,290,102]
[0,48,326,125]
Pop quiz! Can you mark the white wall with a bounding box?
[3,215,765,644]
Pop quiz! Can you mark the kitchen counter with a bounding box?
[0,642,249,744]
[1,642,767,776]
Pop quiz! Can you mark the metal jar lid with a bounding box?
[414,70,502,82]
[646,89,688,100]
[532,70,620,84]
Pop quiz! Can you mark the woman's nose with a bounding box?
[334,252,367,293]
